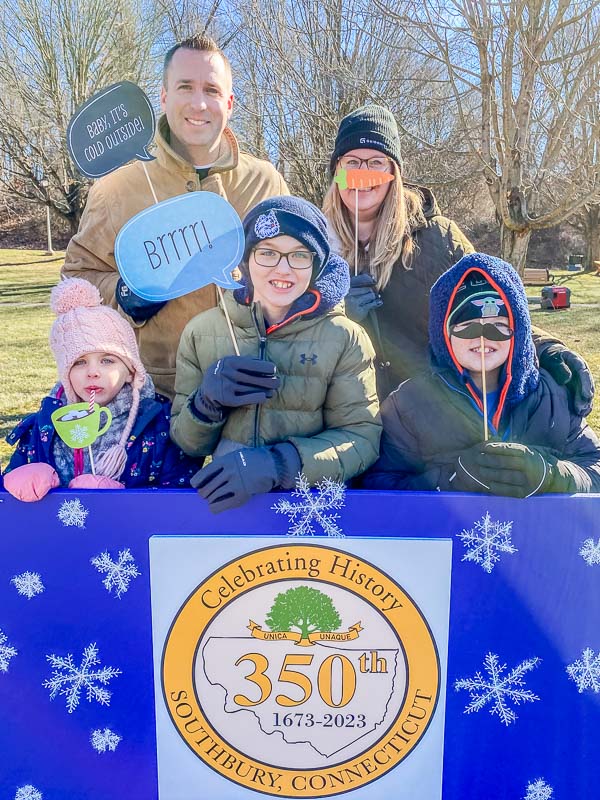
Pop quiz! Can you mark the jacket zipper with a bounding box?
[253,308,268,448]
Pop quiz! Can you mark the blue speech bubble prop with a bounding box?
[67,81,156,179]
[115,193,245,301]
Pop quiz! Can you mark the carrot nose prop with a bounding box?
[334,168,395,191]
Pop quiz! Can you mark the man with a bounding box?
[62,34,288,398]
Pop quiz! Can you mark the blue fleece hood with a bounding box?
[429,253,539,411]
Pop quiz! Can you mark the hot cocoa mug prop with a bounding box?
[51,400,112,474]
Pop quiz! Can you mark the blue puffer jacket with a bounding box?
[4,389,200,488]
[363,253,600,493]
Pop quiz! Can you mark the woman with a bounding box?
[323,105,594,413]
[170,196,381,513]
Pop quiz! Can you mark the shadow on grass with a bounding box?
[0,282,58,305]
[553,271,600,286]
[1,256,64,266]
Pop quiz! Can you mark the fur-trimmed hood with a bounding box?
[429,252,539,425]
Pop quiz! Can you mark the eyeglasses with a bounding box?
[338,155,392,172]
[252,247,315,270]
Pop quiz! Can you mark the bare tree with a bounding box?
[233,0,437,205]
[379,0,600,271]
[0,0,158,232]
[152,0,239,46]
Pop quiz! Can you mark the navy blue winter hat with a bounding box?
[330,105,403,176]
[243,196,330,279]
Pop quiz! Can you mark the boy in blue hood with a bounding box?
[363,252,600,496]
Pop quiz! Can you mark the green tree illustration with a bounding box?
[265,586,341,640]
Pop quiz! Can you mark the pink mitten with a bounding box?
[68,474,124,490]
[4,463,60,502]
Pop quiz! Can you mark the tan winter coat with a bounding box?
[170,292,381,484]
[62,115,289,397]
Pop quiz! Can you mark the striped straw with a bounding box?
[89,389,95,414]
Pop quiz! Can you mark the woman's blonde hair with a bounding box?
[323,161,426,292]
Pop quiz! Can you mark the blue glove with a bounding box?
[344,273,382,322]
[116,278,166,323]
[194,356,280,421]
[537,342,594,417]
[191,447,279,513]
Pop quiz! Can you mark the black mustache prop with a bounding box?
[450,322,514,341]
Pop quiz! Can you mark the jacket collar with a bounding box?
[155,114,240,177]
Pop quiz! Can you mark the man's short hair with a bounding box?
[163,33,232,86]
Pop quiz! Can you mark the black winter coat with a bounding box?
[362,367,600,493]
[357,187,474,398]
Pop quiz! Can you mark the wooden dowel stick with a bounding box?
[354,189,359,276]
[142,162,159,204]
[217,286,240,356]
[88,445,96,475]
[480,335,489,442]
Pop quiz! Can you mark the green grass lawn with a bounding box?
[0,251,64,467]
[1,254,599,467]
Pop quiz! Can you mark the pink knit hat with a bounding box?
[49,278,147,480]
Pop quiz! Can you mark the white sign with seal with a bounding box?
[150,536,452,800]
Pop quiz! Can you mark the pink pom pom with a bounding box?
[50,278,103,315]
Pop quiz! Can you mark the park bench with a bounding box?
[522,267,554,285]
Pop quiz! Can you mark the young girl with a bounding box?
[4,278,199,501]
[170,195,381,513]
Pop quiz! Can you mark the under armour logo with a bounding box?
[300,353,318,365]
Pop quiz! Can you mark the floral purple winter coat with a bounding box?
[4,388,201,488]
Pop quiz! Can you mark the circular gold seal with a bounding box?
[162,543,440,797]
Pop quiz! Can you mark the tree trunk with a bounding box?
[583,205,600,272]
[500,225,532,274]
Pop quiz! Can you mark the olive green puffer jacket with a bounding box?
[170,288,381,485]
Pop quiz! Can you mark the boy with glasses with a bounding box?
[363,252,600,497]
[170,196,381,513]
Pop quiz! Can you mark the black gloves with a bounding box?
[451,441,555,498]
[116,278,166,323]
[194,356,280,421]
[344,273,383,323]
[191,444,301,513]
[537,342,595,417]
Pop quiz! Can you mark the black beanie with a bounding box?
[330,105,403,175]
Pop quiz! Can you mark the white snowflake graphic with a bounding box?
[271,474,346,537]
[566,647,600,693]
[91,549,140,598]
[11,571,45,599]
[57,498,89,528]
[457,511,517,573]
[43,642,121,713]
[68,424,88,445]
[454,651,540,725]
[579,537,600,566]
[0,628,18,672]
[524,778,553,800]
[14,787,43,800]
[91,727,122,753]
